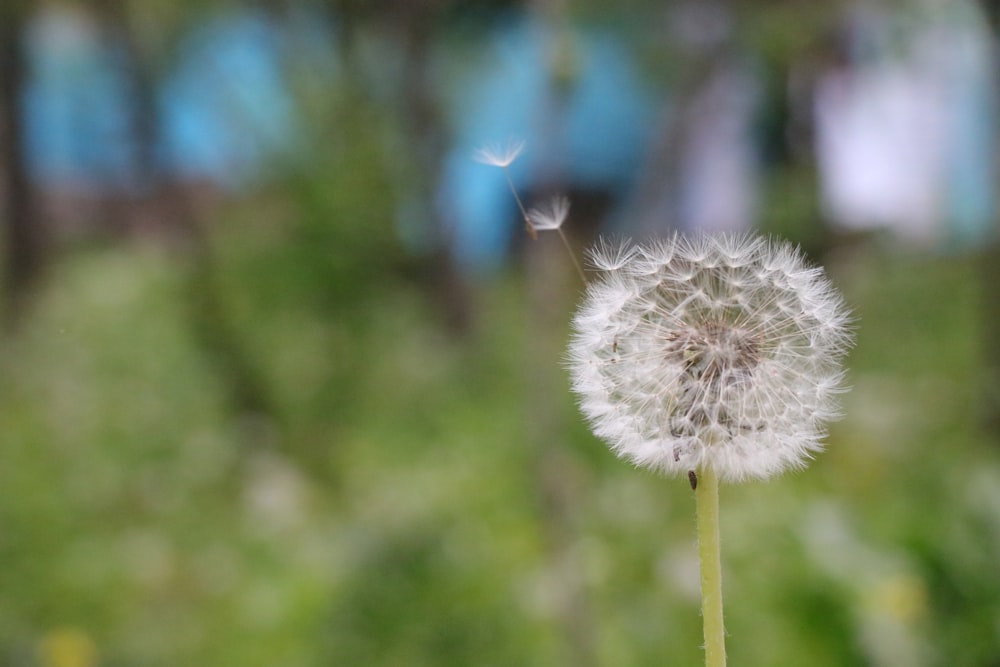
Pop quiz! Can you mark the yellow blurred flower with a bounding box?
[38,627,98,667]
[871,574,929,622]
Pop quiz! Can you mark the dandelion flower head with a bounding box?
[568,234,853,483]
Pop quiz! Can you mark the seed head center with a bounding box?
[667,320,761,383]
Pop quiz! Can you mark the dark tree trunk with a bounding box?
[390,1,473,335]
[973,0,1000,433]
[94,0,279,425]
[0,3,42,328]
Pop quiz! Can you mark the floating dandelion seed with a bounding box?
[473,138,536,239]
[527,195,570,231]
[472,139,586,283]
[525,194,585,282]
[473,138,526,168]
[568,234,853,483]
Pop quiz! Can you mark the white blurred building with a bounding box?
[814,2,997,247]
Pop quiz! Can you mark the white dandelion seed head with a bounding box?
[527,195,570,231]
[567,234,854,483]
[472,138,526,167]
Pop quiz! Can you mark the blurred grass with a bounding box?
[0,206,998,666]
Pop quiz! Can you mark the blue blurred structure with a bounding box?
[813,1,998,248]
[21,5,659,267]
[18,3,998,261]
[159,11,303,186]
[23,9,135,188]
[437,14,659,270]
[23,6,305,191]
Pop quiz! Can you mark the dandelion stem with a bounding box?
[556,229,587,285]
[695,466,726,667]
[501,166,586,284]
[502,167,535,239]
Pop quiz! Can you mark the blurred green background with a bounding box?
[1,1,1000,666]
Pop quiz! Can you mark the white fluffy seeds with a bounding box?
[567,234,853,483]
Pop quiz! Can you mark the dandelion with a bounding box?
[568,233,852,483]
[475,137,855,664]
[567,233,853,667]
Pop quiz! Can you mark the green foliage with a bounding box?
[0,203,998,667]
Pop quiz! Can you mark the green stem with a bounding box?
[502,167,532,235]
[695,466,726,667]
[556,228,587,286]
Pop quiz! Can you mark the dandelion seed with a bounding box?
[472,138,526,168]
[567,233,853,483]
[586,237,637,272]
[471,138,588,282]
[527,195,570,231]
[472,138,536,239]
[526,194,585,282]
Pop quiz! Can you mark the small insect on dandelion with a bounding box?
[567,234,853,483]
